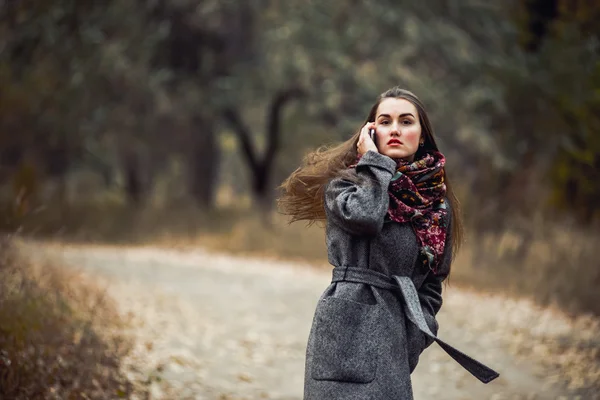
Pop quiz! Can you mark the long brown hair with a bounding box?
[278,86,463,260]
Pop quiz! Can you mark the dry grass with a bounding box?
[2,201,599,396]
[0,236,148,399]
[4,200,599,316]
[2,200,329,263]
[453,223,600,316]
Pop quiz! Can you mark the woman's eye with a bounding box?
[402,120,412,125]
[381,120,390,125]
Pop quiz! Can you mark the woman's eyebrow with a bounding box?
[377,113,415,119]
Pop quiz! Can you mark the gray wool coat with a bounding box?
[303,151,498,400]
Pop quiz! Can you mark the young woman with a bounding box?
[279,87,499,399]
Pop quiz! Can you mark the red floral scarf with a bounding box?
[387,151,449,274]
[351,150,449,274]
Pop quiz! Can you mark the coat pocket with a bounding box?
[310,296,380,383]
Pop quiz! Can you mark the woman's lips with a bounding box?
[387,139,402,146]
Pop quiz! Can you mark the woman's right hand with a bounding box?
[357,122,378,155]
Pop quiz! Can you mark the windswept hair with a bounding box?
[278,87,463,260]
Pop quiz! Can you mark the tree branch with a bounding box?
[264,87,306,168]
[221,107,258,171]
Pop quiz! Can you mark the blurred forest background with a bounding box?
[0,0,599,315]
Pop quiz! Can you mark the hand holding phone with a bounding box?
[357,123,379,155]
[369,128,377,149]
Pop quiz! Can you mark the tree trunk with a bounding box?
[123,152,144,206]
[187,116,219,209]
[221,87,304,213]
[252,163,273,214]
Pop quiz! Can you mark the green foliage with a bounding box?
[489,1,600,221]
[550,60,600,219]
[0,0,597,221]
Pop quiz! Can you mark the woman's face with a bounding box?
[373,98,422,161]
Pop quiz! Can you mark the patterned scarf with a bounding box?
[388,151,449,274]
[353,151,449,274]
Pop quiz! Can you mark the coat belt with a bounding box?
[331,267,499,384]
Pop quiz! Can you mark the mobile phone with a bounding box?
[369,128,377,148]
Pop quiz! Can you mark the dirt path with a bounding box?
[33,244,598,400]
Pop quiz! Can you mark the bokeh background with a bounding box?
[0,0,599,397]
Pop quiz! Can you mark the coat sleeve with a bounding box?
[417,204,453,350]
[324,151,397,236]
